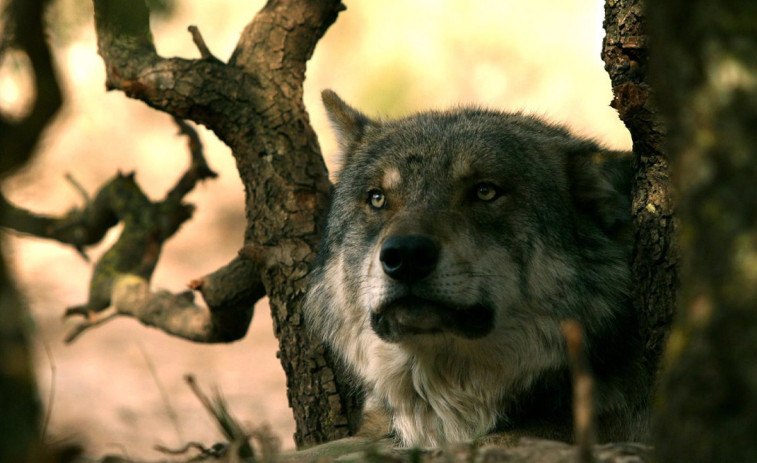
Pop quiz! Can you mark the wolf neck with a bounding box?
[362,331,555,448]
[368,337,499,447]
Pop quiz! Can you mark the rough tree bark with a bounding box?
[648,2,757,462]
[601,0,678,382]
[88,0,357,447]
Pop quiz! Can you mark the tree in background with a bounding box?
[0,0,65,461]
[648,1,757,461]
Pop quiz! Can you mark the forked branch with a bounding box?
[0,118,265,342]
[91,0,350,447]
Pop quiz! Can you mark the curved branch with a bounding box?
[0,184,118,258]
[59,171,192,318]
[92,0,345,154]
[3,117,219,342]
[91,0,255,148]
[165,117,218,204]
[230,0,346,80]
[66,256,266,344]
[189,256,267,341]
[0,0,63,175]
[0,119,215,258]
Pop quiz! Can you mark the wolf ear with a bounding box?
[567,147,633,237]
[322,90,377,161]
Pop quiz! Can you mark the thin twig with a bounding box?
[63,306,119,343]
[138,342,184,445]
[165,117,217,205]
[561,320,596,463]
[155,441,226,457]
[187,25,220,62]
[184,375,255,459]
[64,172,90,203]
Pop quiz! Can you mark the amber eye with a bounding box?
[475,183,500,202]
[368,189,386,209]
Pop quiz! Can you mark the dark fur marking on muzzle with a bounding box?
[371,295,494,342]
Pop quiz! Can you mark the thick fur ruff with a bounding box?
[304,90,648,448]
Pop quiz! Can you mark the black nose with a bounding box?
[380,235,439,282]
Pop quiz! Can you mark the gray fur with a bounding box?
[305,90,648,448]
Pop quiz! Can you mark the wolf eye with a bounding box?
[368,189,386,209]
[474,183,501,202]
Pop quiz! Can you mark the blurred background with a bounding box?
[0,0,630,459]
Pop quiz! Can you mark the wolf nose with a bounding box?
[380,235,439,282]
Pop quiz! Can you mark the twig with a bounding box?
[138,342,184,445]
[155,441,226,457]
[165,117,218,205]
[63,306,119,343]
[187,25,220,62]
[64,172,90,203]
[561,320,596,463]
[185,374,255,459]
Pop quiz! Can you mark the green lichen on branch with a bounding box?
[63,171,194,316]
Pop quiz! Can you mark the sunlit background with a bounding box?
[0,0,630,458]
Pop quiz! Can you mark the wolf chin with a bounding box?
[304,90,648,448]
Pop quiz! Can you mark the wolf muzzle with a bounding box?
[371,234,494,342]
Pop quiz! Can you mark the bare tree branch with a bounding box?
[0,0,63,175]
[91,0,262,150]
[91,0,355,446]
[189,256,266,341]
[1,115,231,345]
[165,117,218,204]
[94,0,356,446]
[64,255,266,344]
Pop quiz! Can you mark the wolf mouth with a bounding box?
[370,295,494,342]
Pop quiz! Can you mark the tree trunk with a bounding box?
[0,0,63,460]
[0,250,41,462]
[647,2,757,461]
[601,0,678,383]
[88,0,357,448]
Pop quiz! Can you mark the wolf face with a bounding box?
[305,90,646,447]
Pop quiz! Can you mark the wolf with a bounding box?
[304,90,649,448]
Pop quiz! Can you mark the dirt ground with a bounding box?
[11,235,297,459]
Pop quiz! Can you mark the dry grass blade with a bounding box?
[185,374,255,460]
[561,320,596,463]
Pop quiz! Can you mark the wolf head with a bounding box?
[305,90,637,446]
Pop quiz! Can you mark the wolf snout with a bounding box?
[380,235,439,282]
